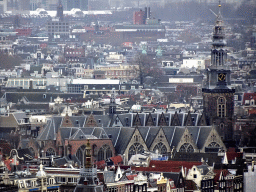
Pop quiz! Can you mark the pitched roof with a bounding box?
[110,155,123,165]
[214,169,230,182]
[226,152,243,161]
[149,160,202,170]
[243,93,256,105]
[184,180,198,191]
[127,174,137,180]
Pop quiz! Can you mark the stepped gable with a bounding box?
[145,113,155,126]
[197,111,208,126]
[138,127,160,148]
[158,112,168,126]
[84,113,98,127]
[171,111,181,126]
[184,111,193,126]
[60,114,74,128]
[132,113,143,126]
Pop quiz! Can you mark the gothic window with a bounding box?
[153,142,167,154]
[217,97,226,118]
[179,143,194,153]
[46,148,56,157]
[98,145,112,161]
[208,142,220,148]
[92,144,97,156]
[128,143,144,160]
[220,123,225,132]
[76,145,86,165]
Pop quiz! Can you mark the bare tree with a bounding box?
[133,54,163,86]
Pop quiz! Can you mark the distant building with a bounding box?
[0,0,7,14]
[64,0,88,11]
[47,1,69,40]
[133,9,145,25]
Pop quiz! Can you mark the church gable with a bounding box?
[202,127,226,153]
[145,113,155,126]
[149,128,171,154]
[184,111,193,126]
[60,115,74,128]
[177,128,198,153]
[111,115,124,127]
[197,112,207,126]
[84,114,98,127]
[158,113,167,126]
[133,113,142,127]
[171,112,181,126]
[124,128,148,160]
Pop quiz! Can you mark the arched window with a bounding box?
[46,148,56,157]
[179,143,194,153]
[76,145,86,166]
[98,145,112,161]
[128,143,144,160]
[153,142,167,154]
[217,97,226,118]
[92,144,97,156]
[208,142,220,148]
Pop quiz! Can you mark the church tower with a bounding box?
[56,0,64,21]
[109,90,116,116]
[74,140,103,192]
[202,1,235,143]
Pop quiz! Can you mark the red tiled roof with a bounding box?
[0,140,12,156]
[214,169,230,182]
[243,93,256,105]
[149,160,202,170]
[132,166,182,173]
[4,159,12,171]
[127,174,137,180]
[110,155,123,165]
[226,152,243,161]
[96,160,106,169]
[185,180,198,191]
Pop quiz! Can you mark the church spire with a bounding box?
[56,0,64,21]
[211,0,227,69]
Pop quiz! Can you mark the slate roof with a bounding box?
[172,152,222,166]
[3,92,84,103]
[36,114,215,155]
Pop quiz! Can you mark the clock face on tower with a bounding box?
[218,73,226,81]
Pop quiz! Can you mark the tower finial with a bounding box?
[218,0,221,15]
